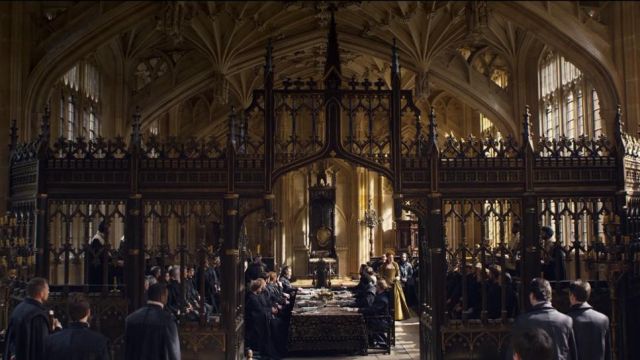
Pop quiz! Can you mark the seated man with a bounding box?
[166,266,197,320]
[347,279,391,347]
[353,273,376,308]
[351,264,369,293]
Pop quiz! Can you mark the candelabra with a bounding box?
[360,198,381,258]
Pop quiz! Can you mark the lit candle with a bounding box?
[257,244,261,255]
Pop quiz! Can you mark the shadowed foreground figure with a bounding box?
[124,283,180,360]
[3,277,60,360]
[44,294,110,360]
[512,327,553,360]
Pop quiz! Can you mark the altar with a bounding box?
[287,288,368,355]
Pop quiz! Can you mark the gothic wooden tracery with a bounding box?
[5,4,640,360]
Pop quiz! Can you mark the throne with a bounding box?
[307,165,338,286]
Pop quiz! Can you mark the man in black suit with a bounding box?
[124,283,180,360]
[509,278,577,360]
[44,294,110,360]
[4,277,61,360]
[568,279,611,360]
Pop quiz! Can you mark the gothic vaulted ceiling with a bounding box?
[21,1,620,138]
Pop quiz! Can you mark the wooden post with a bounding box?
[125,108,144,310]
[35,108,50,279]
[222,192,240,360]
[423,106,444,360]
[124,195,144,309]
[521,106,540,310]
[426,194,444,360]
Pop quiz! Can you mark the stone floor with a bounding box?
[285,317,421,359]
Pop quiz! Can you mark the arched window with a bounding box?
[538,51,602,138]
[56,60,102,140]
[592,89,601,136]
[565,93,575,138]
[67,95,75,140]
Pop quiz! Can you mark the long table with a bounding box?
[287,289,368,355]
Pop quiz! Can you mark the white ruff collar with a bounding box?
[92,232,105,245]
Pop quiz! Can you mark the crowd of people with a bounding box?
[2,277,181,360]
[143,258,221,322]
[243,253,411,358]
[445,261,519,320]
[2,251,613,360]
[244,256,295,360]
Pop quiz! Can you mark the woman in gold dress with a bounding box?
[378,251,411,320]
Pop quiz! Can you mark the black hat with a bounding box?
[98,220,108,233]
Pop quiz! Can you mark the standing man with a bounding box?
[44,294,110,360]
[510,278,577,360]
[124,283,180,360]
[4,277,61,360]
[398,252,415,307]
[541,226,566,281]
[568,280,611,360]
[87,220,108,289]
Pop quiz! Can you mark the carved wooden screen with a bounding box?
[142,199,222,321]
[47,200,126,293]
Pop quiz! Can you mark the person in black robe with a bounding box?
[354,274,376,308]
[196,259,220,313]
[348,279,391,346]
[108,235,125,287]
[211,257,222,310]
[541,226,566,281]
[445,264,463,318]
[86,221,109,290]
[486,266,503,319]
[245,255,267,283]
[351,264,369,293]
[245,279,280,359]
[4,277,61,360]
[44,294,110,360]
[124,283,180,360]
[166,266,197,321]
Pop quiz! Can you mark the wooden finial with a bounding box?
[428,107,437,143]
[391,38,400,75]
